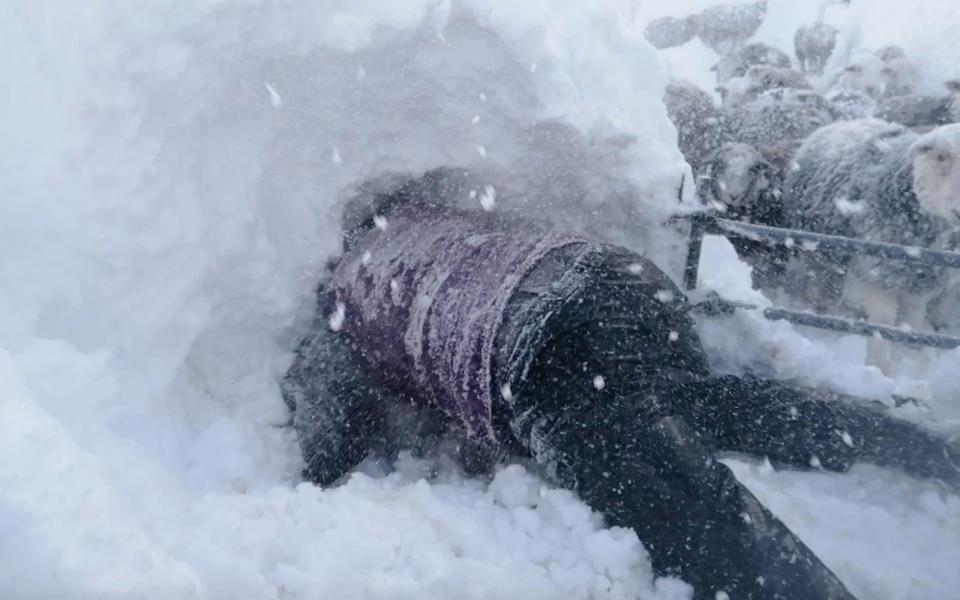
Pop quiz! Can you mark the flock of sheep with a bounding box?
[648,0,960,373]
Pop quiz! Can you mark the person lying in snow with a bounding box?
[282,168,959,600]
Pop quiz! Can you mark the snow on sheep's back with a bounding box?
[0,2,692,599]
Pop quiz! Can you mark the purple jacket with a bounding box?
[328,173,591,441]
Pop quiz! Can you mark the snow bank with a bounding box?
[0,1,693,598]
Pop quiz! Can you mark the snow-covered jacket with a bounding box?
[284,169,704,472]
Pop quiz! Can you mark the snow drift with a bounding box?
[1,1,691,598]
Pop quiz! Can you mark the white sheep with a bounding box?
[664,81,725,172]
[697,142,791,289]
[696,1,769,56]
[875,46,919,98]
[646,2,768,55]
[794,0,850,75]
[719,90,834,148]
[643,15,700,50]
[719,64,811,108]
[711,42,793,86]
[782,120,960,371]
[876,79,960,128]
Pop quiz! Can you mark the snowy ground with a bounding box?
[1,1,959,599]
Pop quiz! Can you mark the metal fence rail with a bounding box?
[685,214,960,350]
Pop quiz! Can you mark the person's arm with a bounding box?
[282,312,387,486]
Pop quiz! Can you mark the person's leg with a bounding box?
[512,322,854,600]
[518,388,854,600]
[664,375,960,485]
[504,247,854,598]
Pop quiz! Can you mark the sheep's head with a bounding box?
[698,143,774,219]
[875,45,907,63]
[835,57,884,98]
[911,124,960,229]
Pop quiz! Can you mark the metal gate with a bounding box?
[683,214,960,350]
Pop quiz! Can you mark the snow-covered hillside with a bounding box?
[1,1,958,599]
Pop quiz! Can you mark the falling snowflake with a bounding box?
[838,430,855,447]
[655,289,675,303]
[328,302,346,331]
[264,82,283,108]
[472,115,480,125]
[809,455,822,469]
[479,185,496,211]
[373,214,389,231]
[356,66,366,80]
[331,147,343,166]
[592,375,606,390]
[668,331,679,342]
[361,251,372,265]
[477,144,488,158]
[834,197,866,215]
[479,93,487,102]
[627,263,645,275]
[500,384,514,402]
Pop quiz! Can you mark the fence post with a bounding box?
[684,214,707,291]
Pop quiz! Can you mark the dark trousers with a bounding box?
[516,367,957,599]
[506,253,957,599]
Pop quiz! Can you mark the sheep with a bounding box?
[781,120,960,371]
[644,2,768,56]
[823,61,884,120]
[795,23,839,76]
[696,142,792,289]
[927,263,960,333]
[757,87,838,117]
[875,79,960,129]
[644,15,700,50]
[712,42,792,86]
[875,46,918,98]
[718,91,834,148]
[663,77,831,173]
[794,0,850,75]
[695,1,769,56]
[663,80,725,172]
[719,64,811,108]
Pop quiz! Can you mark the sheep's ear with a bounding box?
[709,64,718,72]
[945,80,960,92]
[912,142,935,155]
